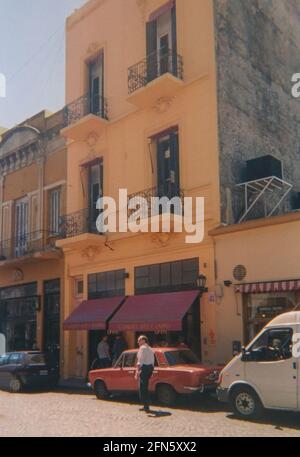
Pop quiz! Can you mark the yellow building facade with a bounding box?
[58,0,221,381]
[0,110,66,372]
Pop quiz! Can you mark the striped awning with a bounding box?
[235,280,300,294]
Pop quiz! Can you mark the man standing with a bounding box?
[135,335,155,413]
[97,335,111,368]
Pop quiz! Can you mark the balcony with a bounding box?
[62,93,109,142]
[56,208,103,250]
[0,231,61,268]
[127,49,184,109]
[127,187,185,233]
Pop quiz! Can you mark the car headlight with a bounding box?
[205,370,219,382]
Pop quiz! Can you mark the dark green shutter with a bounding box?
[157,138,165,199]
[170,131,180,197]
[146,20,157,82]
[171,2,178,77]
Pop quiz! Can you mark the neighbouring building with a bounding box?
[0,110,66,372]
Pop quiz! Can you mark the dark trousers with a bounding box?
[139,364,154,407]
[99,357,111,369]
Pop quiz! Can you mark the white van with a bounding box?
[217,311,300,419]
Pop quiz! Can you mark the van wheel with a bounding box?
[9,377,22,393]
[94,380,109,400]
[231,386,264,420]
[156,385,177,406]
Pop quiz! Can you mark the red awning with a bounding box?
[235,280,300,294]
[148,0,174,22]
[63,296,125,331]
[108,290,200,332]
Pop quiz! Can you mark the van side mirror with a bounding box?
[241,347,253,362]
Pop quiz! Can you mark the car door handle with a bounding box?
[293,362,297,370]
[128,371,135,374]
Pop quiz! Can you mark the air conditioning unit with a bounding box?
[246,155,283,182]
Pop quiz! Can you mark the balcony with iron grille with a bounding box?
[127,186,185,233]
[0,230,61,268]
[56,208,104,250]
[127,49,184,109]
[62,93,109,142]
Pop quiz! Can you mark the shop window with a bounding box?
[135,258,199,294]
[244,292,296,343]
[88,269,125,300]
[75,279,84,297]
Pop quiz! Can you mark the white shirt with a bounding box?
[97,341,110,360]
[137,344,155,367]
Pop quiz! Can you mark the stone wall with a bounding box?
[214,0,300,223]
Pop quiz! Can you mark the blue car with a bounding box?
[0,351,59,393]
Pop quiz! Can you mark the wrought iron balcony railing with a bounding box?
[128,49,183,94]
[0,231,59,262]
[58,208,101,239]
[127,187,184,218]
[63,92,108,127]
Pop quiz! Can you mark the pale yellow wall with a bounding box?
[44,149,67,187]
[214,218,300,364]
[3,164,39,201]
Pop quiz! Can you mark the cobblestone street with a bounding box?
[0,389,299,437]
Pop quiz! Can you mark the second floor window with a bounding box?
[15,197,29,257]
[49,188,61,235]
[155,127,180,200]
[87,160,103,233]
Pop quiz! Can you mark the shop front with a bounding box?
[210,213,300,364]
[237,280,300,342]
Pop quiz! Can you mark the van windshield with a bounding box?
[249,328,293,361]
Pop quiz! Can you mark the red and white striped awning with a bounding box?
[235,280,300,294]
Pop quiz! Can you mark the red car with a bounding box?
[88,347,222,406]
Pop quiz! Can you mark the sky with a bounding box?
[0,0,86,128]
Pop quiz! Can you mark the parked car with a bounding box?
[88,347,222,406]
[217,311,300,420]
[0,351,59,393]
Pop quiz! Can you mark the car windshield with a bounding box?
[27,353,46,365]
[0,354,9,366]
[164,350,200,366]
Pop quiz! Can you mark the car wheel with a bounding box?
[230,386,264,420]
[9,377,22,393]
[94,380,109,400]
[156,384,177,406]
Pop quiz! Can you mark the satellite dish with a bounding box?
[0,333,6,355]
